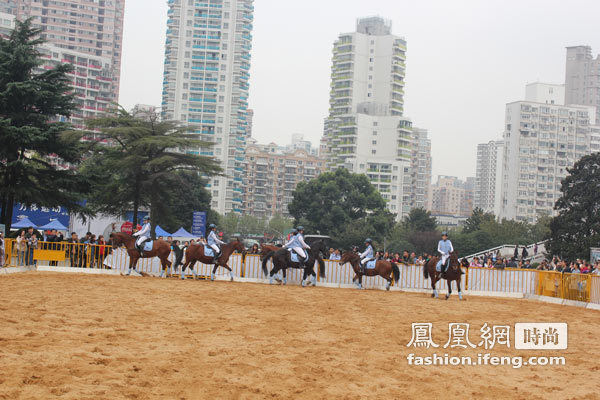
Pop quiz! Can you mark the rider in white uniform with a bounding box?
[133,216,151,255]
[283,226,310,266]
[359,238,374,273]
[437,231,454,274]
[207,223,225,259]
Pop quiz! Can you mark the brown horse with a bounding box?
[109,232,172,277]
[339,251,400,290]
[180,239,246,281]
[259,243,281,261]
[423,251,464,300]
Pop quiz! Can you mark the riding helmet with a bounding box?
[296,226,304,231]
[209,223,216,229]
[441,231,448,237]
[365,238,372,244]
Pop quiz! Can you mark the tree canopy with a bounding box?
[548,153,600,260]
[288,168,394,248]
[72,107,222,236]
[0,19,89,231]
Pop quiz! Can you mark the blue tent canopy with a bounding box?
[38,220,68,231]
[12,217,37,229]
[172,227,195,238]
[155,225,172,237]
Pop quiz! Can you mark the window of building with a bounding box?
[372,150,376,155]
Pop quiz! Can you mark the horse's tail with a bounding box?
[391,262,400,285]
[423,261,429,280]
[317,256,326,278]
[261,251,274,276]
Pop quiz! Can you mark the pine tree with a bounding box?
[0,19,89,231]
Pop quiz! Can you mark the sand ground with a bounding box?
[0,272,599,399]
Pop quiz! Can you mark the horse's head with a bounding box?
[449,251,460,271]
[339,250,359,266]
[312,240,329,259]
[109,232,122,248]
[232,238,246,253]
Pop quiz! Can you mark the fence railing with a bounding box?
[2,239,599,305]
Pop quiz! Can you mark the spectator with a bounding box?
[402,250,410,264]
[16,230,26,266]
[384,251,390,261]
[507,257,518,269]
[391,252,401,263]
[495,257,506,269]
[572,264,581,274]
[485,258,494,268]
[534,243,538,255]
[158,236,164,241]
[27,233,39,266]
[470,257,482,268]
[249,244,260,254]
[594,263,600,275]
[514,245,519,260]
[68,232,80,268]
[521,246,528,261]
[167,236,173,244]
[410,251,417,264]
[329,249,341,261]
[96,235,108,268]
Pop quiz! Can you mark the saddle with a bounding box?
[288,248,307,264]
[136,238,153,254]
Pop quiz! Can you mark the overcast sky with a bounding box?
[119,0,600,181]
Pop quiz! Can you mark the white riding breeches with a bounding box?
[293,247,307,260]
[209,244,220,255]
[361,257,373,265]
[441,253,449,266]
[135,236,148,247]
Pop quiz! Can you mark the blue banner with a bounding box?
[192,211,207,237]
[125,211,149,226]
[10,203,70,228]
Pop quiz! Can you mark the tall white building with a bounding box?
[409,127,432,210]
[474,140,504,215]
[499,92,595,222]
[565,45,600,122]
[324,16,412,217]
[162,0,254,214]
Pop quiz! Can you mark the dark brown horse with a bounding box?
[109,232,172,277]
[339,251,400,290]
[261,240,327,286]
[423,251,464,300]
[180,239,246,281]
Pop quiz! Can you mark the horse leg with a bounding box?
[431,275,438,298]
[457,279,464,300]
[385,271,392,291]
[159,257,169,278]
[357,274,363,290]
[310,266,316,286]
[211,264,218,281]
[446,278,452,300]
[180,260,188,280]
[282,268,287,285]
[269,265,279,284]
[223,263,234,281]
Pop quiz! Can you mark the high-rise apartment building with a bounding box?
[565,46,600,121]
[430,175,473,217]
[244,141,326,218]
[7,0,125,129]
[162,0,254,214]
[409,127,432,210]
[499,98,594,222]
[0,10,14,37]
[474,140,504,215]
[323,16,412,217]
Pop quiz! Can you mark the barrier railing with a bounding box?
[2,239,600,305]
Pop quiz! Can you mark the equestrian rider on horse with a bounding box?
[133,216,151,256]
[437,231,454,274]
[283,226,310,267]
[359,238,375,274]
[207,223,225,261]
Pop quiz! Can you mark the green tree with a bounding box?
[288,168,394,248]
[265,214,294,241]
[73,108,222,235]
[151,171,215,233]
[401,207,437,232]
[463,207,496,233]
[0,19,89,231]
[548,153,600,260]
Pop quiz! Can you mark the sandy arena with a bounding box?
[0,272,599,399]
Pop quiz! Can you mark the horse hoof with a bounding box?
[230,277,234,282]
[445,295,449,300]
[431,293,435,298]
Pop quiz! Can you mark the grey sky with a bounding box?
[119,0,600,181]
